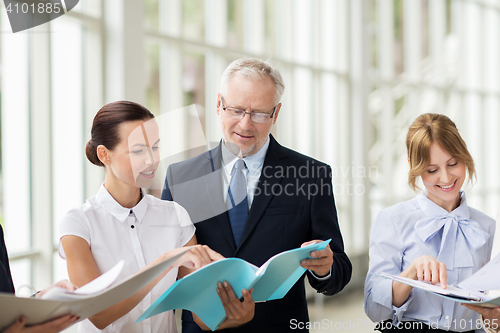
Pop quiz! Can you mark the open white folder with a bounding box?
[378,250,500,308]
[0,247,189,330]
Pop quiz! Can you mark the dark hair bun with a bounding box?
[85,139,104,167]
[86,101,154,168]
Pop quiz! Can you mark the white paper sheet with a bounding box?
[458,252,500,292]
[41,261,125,301]
[0,248,189,330]
[379,272,488,301]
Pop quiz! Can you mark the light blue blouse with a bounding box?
[364,191,495,332]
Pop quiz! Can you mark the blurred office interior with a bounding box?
[0,0,499,331]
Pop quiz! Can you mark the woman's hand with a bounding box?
[392,255,447,307]
[5,280,79,332]
[3,315,78,333]
[406,255,447,288]
[36,280,77,298]
[172,245,225,270]
[462,304,500,332]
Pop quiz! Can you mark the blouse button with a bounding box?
[131,225,135,229]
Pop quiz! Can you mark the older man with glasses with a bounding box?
[162,58,352,333]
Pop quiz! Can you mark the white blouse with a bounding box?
[59,184,195,333]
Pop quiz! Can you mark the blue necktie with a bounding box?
[227,159,248,245]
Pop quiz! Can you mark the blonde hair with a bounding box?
[406,113,475,191]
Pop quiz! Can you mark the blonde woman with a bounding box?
[364,113,495,332]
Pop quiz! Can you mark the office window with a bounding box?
[0,0,498,300]
[1,0,103,292]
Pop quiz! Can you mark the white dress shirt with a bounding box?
[220,136,331,280]
[364,191,495,332]
[59,184,195,333]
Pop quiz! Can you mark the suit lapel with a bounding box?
[203,142,237,251]
[237,136,287,250]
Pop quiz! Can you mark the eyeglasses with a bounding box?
[220,96,278,124]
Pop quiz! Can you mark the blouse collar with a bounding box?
[95,184,148,223]
[416,190,469,219]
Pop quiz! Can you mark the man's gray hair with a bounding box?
[220,58,285,105]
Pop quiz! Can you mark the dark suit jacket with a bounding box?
[162,135,351,332]
[0,225,15,293]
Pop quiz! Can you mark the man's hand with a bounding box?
[217,281,254,325]
[300,240,333,277]
[192,281,255,330]
[462,303,500,332]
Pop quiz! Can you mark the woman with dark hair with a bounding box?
[364,113,495,332]
[58,101,232,332]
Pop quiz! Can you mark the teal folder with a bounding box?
[137,239,331,330]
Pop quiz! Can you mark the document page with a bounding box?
[41,261,125,301]
[379,273,483,301]
[458,252,500,293]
